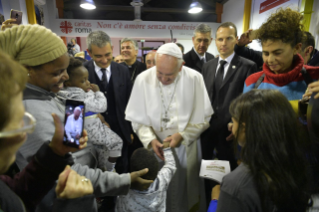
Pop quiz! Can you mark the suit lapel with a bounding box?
[110,62,120,89]
[210,58,219,100]
[220,54,240,89]
[205,53,214,62]
[210,59,219,84]
[190,49,202,71]
[87,60,98,83]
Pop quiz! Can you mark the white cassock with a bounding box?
[125,66,214,212]
[65,114,83,144]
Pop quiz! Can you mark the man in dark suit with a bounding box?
[183,23,215,73]
[201,22,257,207]
[120,38,146,83]
[201,22,258,169]
[84,31,132,174]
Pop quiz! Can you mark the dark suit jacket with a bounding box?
[84,60,132,143]
[202,54,258,130]
[234,44,263,70]
[309,49,319,66]
[120,60,146,82]
[183,48,214,73]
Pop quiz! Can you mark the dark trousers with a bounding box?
[200,120,237,169]
[200,119,238,208]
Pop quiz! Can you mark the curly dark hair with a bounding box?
[66,57,84,80]
[257,8,305,47]
[130,148,158,181]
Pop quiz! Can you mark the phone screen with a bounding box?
[63,100,85,148]
[10,9,23,25]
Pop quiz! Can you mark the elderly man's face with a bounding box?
[121,41,138,62]
[114,55,124,63]
[156,54,183,85]
[192,32,212,56]
[146,52,156,69]
[74,109,81,120]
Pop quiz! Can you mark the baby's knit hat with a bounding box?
[0,24,67,66]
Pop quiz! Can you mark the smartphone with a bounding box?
[10,9,23,25]
[63,100,85,148]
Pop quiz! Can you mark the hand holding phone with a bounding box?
[49,113,87,156]
[10,9,23,25]
[63,100,85,148]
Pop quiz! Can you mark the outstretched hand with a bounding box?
[49,113,88,156]
[211,185,221,200]
[226,122,234,141]
[151,139,164,160]
[237,29,253,47]
[130,168,154,191]
[56,165,93,199]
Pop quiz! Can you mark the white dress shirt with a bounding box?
[94,62,112,82]
[215,52,235,79]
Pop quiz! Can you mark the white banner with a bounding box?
[51,19,220,39]
[249,0,301,51]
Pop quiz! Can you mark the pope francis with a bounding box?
[126,43,214,212]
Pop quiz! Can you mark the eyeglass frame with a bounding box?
[0,112,36,138]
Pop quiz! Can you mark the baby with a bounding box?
[58,57,123,171]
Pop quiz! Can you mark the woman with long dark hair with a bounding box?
[215,89,310,212]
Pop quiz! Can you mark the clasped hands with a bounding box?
[151,132,182,160]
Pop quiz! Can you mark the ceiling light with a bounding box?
[188,1,203,14]
[80,0,96,10]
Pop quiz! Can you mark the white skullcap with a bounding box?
[74,107,82,112]
[157,43,183,59]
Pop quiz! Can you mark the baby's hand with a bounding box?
[90,83,100,92]
[162,141,170,149]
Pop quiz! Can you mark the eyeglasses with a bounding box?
[0,112,36,138]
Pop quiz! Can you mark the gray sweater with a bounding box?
[19,83,131,198]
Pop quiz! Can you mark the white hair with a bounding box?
[121,38,139,50]
[193,23,212,36]
[74,107,82,112]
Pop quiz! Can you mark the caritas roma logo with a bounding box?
[60,21,73,34]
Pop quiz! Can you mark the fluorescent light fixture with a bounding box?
[80,0,96,10]
[188,1,203,14]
